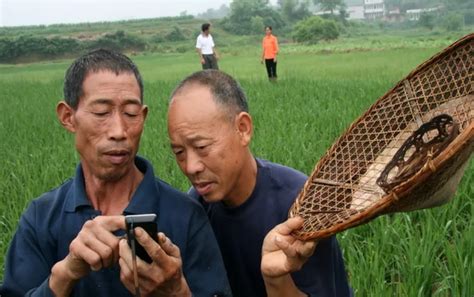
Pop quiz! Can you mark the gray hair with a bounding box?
[170,70,249,119]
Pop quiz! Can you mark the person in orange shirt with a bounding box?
[261,26,279,81]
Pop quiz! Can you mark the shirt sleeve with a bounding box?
[0,202,56,297]
[181,205,232,297]
[196,36,201,49]
[210,35,215,48]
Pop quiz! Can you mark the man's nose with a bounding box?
[108,112,127,141]
[185,151,205,175]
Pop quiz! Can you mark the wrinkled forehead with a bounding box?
[170,82,235,118]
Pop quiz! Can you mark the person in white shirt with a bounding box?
[196,23,219,70]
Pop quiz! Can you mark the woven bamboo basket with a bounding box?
[289,33,474,241]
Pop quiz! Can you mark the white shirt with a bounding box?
[196,33,215,55]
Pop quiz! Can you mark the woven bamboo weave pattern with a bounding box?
[289,33,474,241]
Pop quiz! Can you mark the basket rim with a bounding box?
[290,122,473,241]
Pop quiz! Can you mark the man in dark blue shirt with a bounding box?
[0,49,230,297]
[168,70,353,296]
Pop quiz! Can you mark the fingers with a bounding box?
[96,215,127,231]
[119,239,155,293]
[135,228,176,267]
[157,233,181,258]
[273,236,296,258]
[272,217,304,236]
[75,217,124,265]
[119,232,186,295]
[298,241,317,258]
[118,238,133,268]
[118,256,134,292]
[274,236,317,260]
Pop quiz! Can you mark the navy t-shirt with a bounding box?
[0,157,231,297]
[189,158,352,297]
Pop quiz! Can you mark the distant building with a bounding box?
[364,0,385,20]
[347,5,365,20]
[406,6,442,21]
[344,0,364,20]
[314,0,364,20]
[385,8,402,22]
[342,0,386,20]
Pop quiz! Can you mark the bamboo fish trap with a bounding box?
[289,33,474,241]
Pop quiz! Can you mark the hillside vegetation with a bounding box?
[1,0,473,63]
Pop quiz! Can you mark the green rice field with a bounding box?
[0,39,472,296]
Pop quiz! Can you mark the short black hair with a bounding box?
[63,48,144,109]
[171,70,249,119]
[265,26,272,31]
[201,23,211,32]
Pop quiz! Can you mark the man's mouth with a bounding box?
[103,150,130,165]
[193,182,213,196]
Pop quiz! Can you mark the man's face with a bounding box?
[265,27,272,35]
[64,70,147,181]
[168,85,249,204]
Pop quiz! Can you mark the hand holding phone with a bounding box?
[125,214,158,263]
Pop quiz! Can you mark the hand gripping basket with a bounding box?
[289,33,474,241]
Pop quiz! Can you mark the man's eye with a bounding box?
[197,145,207,150]
[124,112,138,117]
[93,112,108,117]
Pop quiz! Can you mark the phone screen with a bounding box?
[125,214,158,263]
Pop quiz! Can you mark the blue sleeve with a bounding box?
[181,206,232,297]
[25,278,55,297]
[0,202,56,297]
[291,236,353,297]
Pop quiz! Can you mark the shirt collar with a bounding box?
[64,156,161,215]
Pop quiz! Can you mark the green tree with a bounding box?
[418,13,436,30]
[292,16,340,43]
[442,12,464,31]
[251,16,266,34]
[313,0,343,15]
[165,26,186,41]
[279,0,311,22]
[222,0,285,34]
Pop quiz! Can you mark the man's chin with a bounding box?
[97,164,131,182]
[99,171,127,182]
[201,193,223,204]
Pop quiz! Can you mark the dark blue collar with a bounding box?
[64,156,161,215]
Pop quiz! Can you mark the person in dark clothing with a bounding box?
[168,69,353,297]
[0,49,231,297]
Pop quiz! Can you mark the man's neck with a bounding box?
[83,165,144,215]
[223,152,258,208]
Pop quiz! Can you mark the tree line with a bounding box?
[0,0,472,63]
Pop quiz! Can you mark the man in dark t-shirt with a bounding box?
[1,50,230,297]
[167,69,353,297]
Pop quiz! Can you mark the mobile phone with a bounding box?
[125,214,158,263]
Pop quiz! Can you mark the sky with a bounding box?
[0,0,260,27]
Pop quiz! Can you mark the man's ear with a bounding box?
[142,104,149,121]
[56,101,76,133]
[235,112,253,146]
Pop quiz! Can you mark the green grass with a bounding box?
[0,39,472,296]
